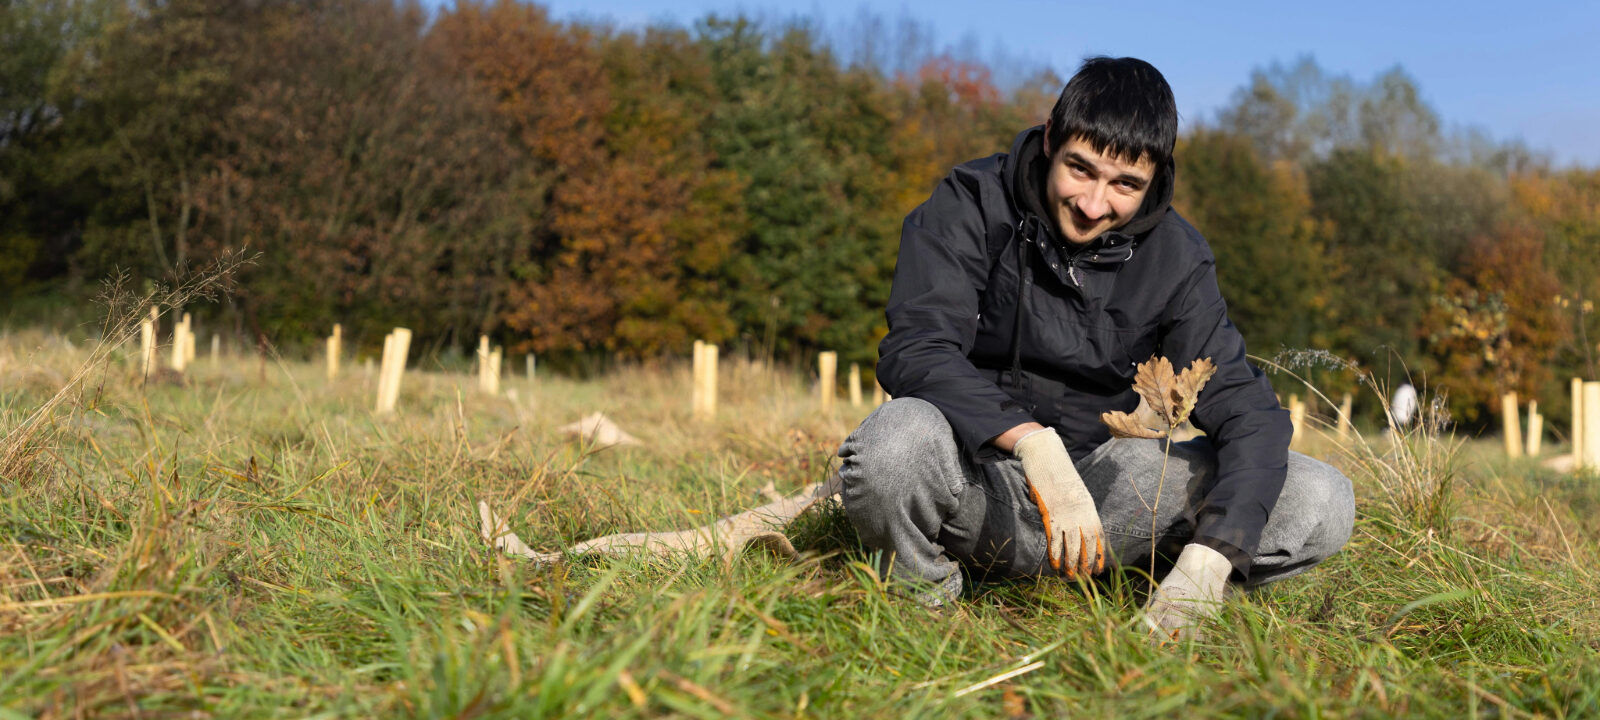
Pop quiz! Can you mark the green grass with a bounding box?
[2,327,1598,718]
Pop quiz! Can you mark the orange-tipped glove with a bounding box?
[1013,428,1105,578]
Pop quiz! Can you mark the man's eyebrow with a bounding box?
[1064,150,1151,185]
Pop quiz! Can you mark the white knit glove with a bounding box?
[1144,543,1232,643]
[1013,429,1104,578]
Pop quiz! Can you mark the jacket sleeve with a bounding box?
[1160,258,1292,580]
[877,169,1034,453]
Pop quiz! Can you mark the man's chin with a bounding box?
[1063,228,1100,245]
[1061,218,1109,245]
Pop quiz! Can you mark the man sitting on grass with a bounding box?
[837,56,1355,641]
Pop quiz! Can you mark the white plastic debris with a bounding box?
[556,412,641,448]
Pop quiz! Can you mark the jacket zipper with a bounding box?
[1024,214,1101,289]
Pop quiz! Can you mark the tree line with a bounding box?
[2,0,1596,428]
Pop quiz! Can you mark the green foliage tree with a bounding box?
[52,0,246,283]
[696,18,898,366]
[0,0,113,295]
[1173,129,1330,353]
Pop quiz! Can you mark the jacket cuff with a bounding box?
[965,410,1036,460]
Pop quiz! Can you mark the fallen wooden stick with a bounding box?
[478,474,844,565]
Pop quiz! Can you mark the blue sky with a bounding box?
[432,1,1600,167]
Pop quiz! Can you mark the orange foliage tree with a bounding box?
[436,3,745,358]
[1420,222,1567,423]
[1510,170,1600,382]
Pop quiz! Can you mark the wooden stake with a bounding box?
[873,379,885,407]
[210,334,220,366]
[691,341,717,420]
[171,314,188,373]
[183,313,195,364]
[376,328,411,414]
[1502,392,1523,459]
[1572,378,1585,470]
[138,317,155,378]
[1583,382,1600,471]
[526,354,535,381]
[327,324,342,381]
[487,347,502,396]
[378,333,394,404]
[692,340,706,418]
[478,335,491,393]
[1526,401,1542,457]
[849,363,862,407]
[818,351,837,413]
[705,344,718,418]
[1336,392,1353,442]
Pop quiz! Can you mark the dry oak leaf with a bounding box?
[1170,357,1217,428]
[1101,410,1167,439]
[1115,356,1218,435]
[1131,356,1180,427]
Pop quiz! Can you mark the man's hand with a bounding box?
[1143,543,1231,644]
[1012,428,1104,578]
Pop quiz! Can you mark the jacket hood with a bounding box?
[1006,125,1175,250]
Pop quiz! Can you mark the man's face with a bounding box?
[1042,130,1156,245]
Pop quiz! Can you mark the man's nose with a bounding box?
[1076,184,1110,221]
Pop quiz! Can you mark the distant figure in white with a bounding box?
[1390,383,1418,428]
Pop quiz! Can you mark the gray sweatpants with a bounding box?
[837,398,1355,598]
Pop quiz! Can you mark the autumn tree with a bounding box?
[1420,223,1567,424]
[1512,170,1600,381]
[192,0,521,347]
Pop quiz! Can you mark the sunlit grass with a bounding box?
[2,328,1597,718]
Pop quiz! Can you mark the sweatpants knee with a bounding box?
[1240,453,1357,586]
[1299,454,1355,557]
[839,398,951,481]
[837,397,963,525]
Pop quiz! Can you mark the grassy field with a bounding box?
[2,326,1598,718]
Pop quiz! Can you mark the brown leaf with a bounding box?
[1171,358,1218,427]
[1131,357,1178,428]
[1001,684,1030,719]
[1101,411,1167,439]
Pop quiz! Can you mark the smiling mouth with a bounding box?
[1068,207,1103,232]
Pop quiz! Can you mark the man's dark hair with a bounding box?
[1047,56,1178,168]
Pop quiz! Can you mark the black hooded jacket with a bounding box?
[877,125,1292,577]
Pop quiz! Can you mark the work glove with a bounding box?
[1143,542,1232,644]
[1013,428,1105,578]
